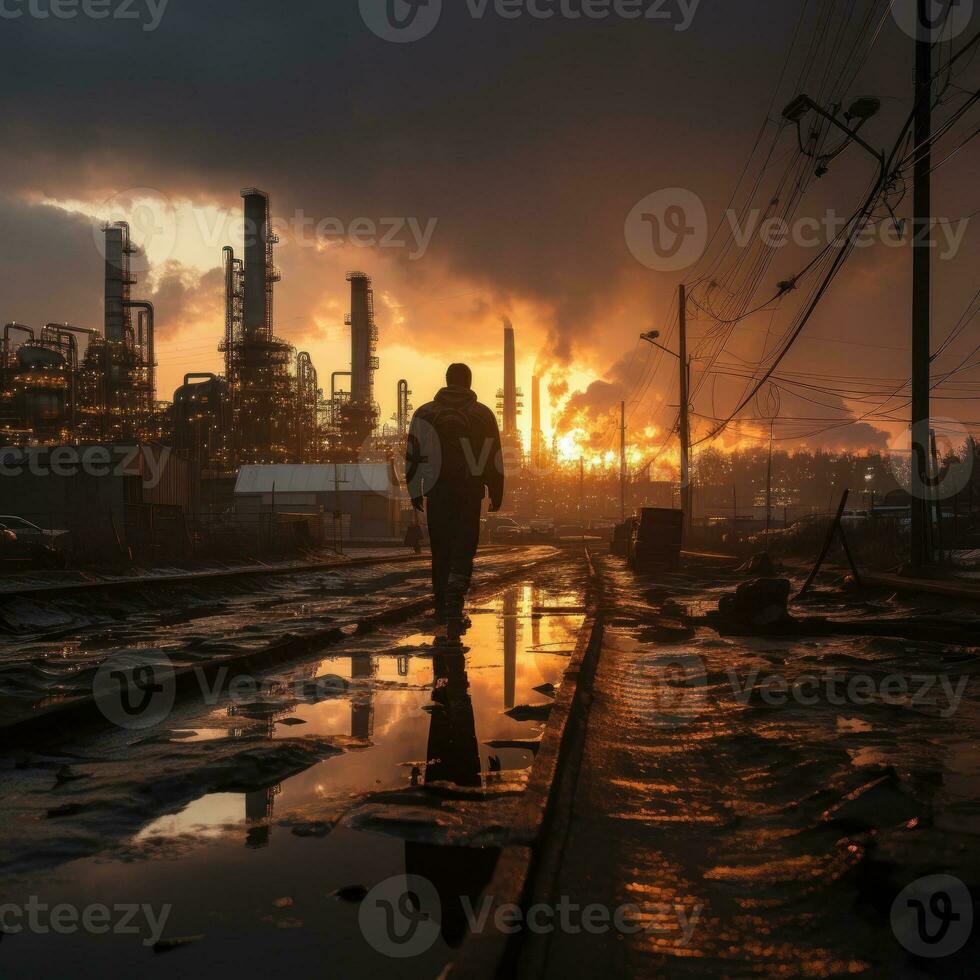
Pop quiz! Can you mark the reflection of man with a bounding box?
[406,363,504,641]
[423,652,482,787]
[405,652,497,947]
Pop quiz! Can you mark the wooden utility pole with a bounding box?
[619,401,627,522]
[910,0,933,567]
[765,419,774,548]
[678,284,692,533]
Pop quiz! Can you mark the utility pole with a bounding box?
[579,457,585,541]
[619,401,627,522]
[910,0,933,567]
[678,284,691,534]
[765,419,774,549]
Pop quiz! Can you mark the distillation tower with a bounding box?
[497,323,524,474]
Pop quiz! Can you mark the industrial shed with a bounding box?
[233,463,404,542]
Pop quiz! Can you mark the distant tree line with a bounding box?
[690,438,980,514]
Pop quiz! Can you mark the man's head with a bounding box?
[446,363,473,389]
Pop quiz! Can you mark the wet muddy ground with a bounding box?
[0,547,586,978]
[539,554,980,978]
[3,547,978,977]
[0,547,550,726]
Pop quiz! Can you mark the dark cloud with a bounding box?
[0,2,976,454]
[0,196,103,329]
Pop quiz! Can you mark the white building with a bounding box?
[234,463,405,542]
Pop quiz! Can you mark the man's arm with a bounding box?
[485,410,504,512]
[405,414,425,511]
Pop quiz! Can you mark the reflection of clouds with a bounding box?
[135,792,245,841]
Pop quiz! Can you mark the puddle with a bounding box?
[0,576,585,977]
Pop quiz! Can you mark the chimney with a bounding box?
[241,189,274,338]
[531,374,542,467]
[503,324,517,438]
[103,223,133,343]
[348,272,376,410]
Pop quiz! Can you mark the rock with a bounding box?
[661,599,686,618]
[718,577,792,627]
[505,703,553,721]
[54,765,88,784]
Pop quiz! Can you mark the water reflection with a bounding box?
[531,584,542,652]
[502,589,519,710]
[407,650,498,947]
[351,654,375,740]
[0,576,589,977]
[245,784,281,849]
[130,586,583,846]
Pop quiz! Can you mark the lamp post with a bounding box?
[641,284,692,533]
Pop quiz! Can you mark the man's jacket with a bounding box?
[406,386,504,508]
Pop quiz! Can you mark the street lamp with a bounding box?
[640,330,675,359]
[782,94,884,178]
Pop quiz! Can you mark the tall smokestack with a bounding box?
[531,374,542,467]
[503,323,517,438]
[241,189,275,338]
[103,223,132,343]
[348,272,376,410]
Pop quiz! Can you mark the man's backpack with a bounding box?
[430,404,474,488]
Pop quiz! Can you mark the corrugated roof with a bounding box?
[234,464,396,495]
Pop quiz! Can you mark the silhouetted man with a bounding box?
[406,363,504,640]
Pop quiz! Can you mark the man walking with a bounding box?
[406,363,504,642]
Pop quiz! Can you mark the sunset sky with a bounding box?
[1,1,976,474]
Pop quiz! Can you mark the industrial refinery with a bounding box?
[0,189,413,476]
[0,186,550,563]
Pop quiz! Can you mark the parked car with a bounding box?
[482,515,521,543]
[492,521,531,543]
[526,520,556,542]
[0,516,71,554]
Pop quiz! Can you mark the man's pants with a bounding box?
[426,486,483,618]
